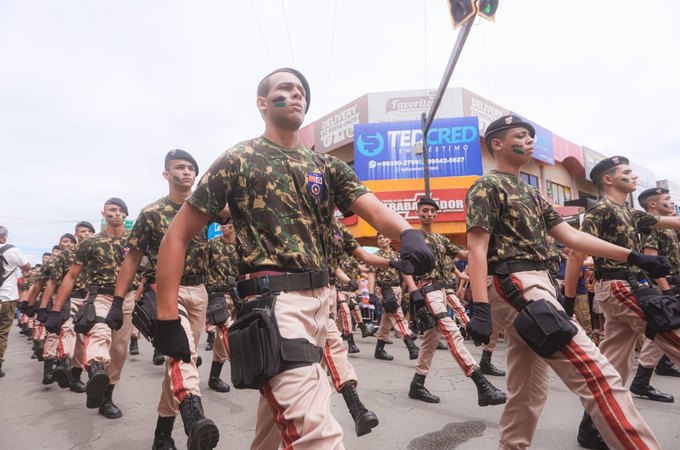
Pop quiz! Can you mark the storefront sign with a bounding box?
[353,116,483,181]
[313,96,368,153]
[462,88,510,135]
[583,146,607,181]
[510,112,555,165]
[367,88,463,123]
[374,188,468,222]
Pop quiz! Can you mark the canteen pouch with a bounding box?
[74,298,97,334]
[206,292,230,325]
[627,278,680,339]
[512,299,577,357]
[381,286,400,313]
[132,290,157,341]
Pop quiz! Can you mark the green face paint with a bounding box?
[273,96,286,108]
[172,176,181,182]
[663,203,670,209]
[511,145,525,155]
[621,178,630,183]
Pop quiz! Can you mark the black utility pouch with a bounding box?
[74,298,97,334]
[381,286,400,313]
[415,306,437,333]
[513,299,577,357]
[132,290,157,341]
[228,295,282,390]
[206,292,230,325]
[629,282,680,339]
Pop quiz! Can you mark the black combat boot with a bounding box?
[205,331,215,351]
[359,322,376,338]
[408,373,440,403]
[346,333,360,354]
[374,340,394,361]
[655,355,680,377]
[153,415,178,450]
[86,362,109,409]
[0,362,4,378]
[196,356,202,368]
[33,340,44,361]
[153,348,166,366]
[341,380,379,437]
[52,357,73,389]
[178,395,219,450]
[577,412,609,450]
[25,327,33,339]
[99,384,123,419]
[129,337,139,355]
[42,359,55,385]
[630,365,674,403]
[404,336,420,360]
[208,361,230,393]
[479,350,506,377]
[70,367,86,393]
[470,369,506,406]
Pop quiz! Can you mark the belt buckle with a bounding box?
[255,276,272,296]
[495,263,509,276]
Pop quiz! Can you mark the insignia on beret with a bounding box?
[611,156,619,164]
[504,116,513,125]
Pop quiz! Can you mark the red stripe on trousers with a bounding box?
[57,329,65,359]
[658,330,680,350]
[390,312,409,337]
[561,341,649,450]
[610,282,646,319]
[170,358,188,404]
[447,294,469,326]
[260,382,300,449]
[351,306,362,325]
[424,292,470,373]
[323,344,343,392]
[339,304,351,335]
[83,335,90,369]
[219,324,230,359]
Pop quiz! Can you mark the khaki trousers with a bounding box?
[445,289,502,352]
[323,286,357,392]
[336,291,362,335]
[638,338,665,369]
[61,298,85,367]
[211,292,236,364]
[0,300,16,363]
[574,293,593,337]
[375,286,412,340]
[250,287,344,450]
[493,271,659,450]
[157,285,208,417]
[415,288,477,377]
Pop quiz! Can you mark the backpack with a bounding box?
[0,244,16,285]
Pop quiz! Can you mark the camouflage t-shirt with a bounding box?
[51,247,89,292]
[20,276,35,292]
[75,230,129,286]
[327,220,360,274]
[466,170,563,264]
[36,257,59,283]
[417,232,461,281]
[206,238,239,289]
[371,248,400,286]
[188,136,370,274]
[641,227,680,276]
[126,196,209,280]
[580,198,658,273]
[337,256,361,289]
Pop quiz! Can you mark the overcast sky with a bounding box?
[2,0,679,264]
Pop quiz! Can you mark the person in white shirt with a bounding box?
[0,226,31,378]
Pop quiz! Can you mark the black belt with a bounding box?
[329,277,336,286]
[70,289,88,299]
[595,268,639,281]
[180,274,204,286]
[421,281,444,295]
[90,285,115,295]
[489,260,550,275]
[207,285,229,294]
[237,270,329,297]
[378,282,401,288]
[667,276,680,286]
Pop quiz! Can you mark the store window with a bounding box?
[520,172,539,189]
[546,181,571,205]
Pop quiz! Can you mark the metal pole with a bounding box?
[421,13,477,198]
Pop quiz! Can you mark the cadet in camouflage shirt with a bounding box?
[637,187,680,283]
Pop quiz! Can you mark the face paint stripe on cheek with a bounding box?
[511,145,525,155]
[273,96,286,107]
[172,176,181,181]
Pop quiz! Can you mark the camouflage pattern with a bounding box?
[547,246,564,279]
[580,198,658,273]
[327,220,360,274]
[370,248,400,286]
[336,256,361,289]
[36,257,59,283]
[126,196,209,280]
[466,170,563,264]
[51,247,89,292]
[75,230,129,286]
[20,276,35,292]
[187,136,370,274]
[206,238,239,290]
[641,228,680,276]
[416,232,462,281]
[442,255,454,287]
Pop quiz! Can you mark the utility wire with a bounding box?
[280,0,296,66]
[324,0,339,112]
[250,0,276,66]
[479,21,493,99]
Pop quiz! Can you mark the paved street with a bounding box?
[2,325,680,449]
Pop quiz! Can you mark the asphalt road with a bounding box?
[1,325,679,449]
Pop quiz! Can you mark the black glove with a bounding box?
[348,280,359,292]
[673,285,680,297]
[36,307,48,323]
[25,303,36,318]
[466,302,492,346]
[389,259,416,275]
[562,295,576,317]
[44,310,62,333]
[628,251,672,279]
[399,229,435,276]
[368,293,379,305]
[410,289,425,305]
[105,295,125,330]
[17,300,28,312]
[153,319,191,363]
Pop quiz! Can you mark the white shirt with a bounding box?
[0,246,29,302]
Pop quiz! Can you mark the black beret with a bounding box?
[484,115,536,148]
[60,233,76,244]
[165,149,199,176]
[104,197,129,216]
[638,187,669,203]
[259,67,311,113]
[75,221,96,233]
[417,197,440,210]
[52,245,61,251]
[589,156,629,182]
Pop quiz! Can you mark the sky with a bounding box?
[2,0,679,264]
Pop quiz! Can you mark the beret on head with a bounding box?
[104,197,129,216]
[589,156,629,183]
[259,67,311,113]
[75,221,96,233]
[417,196,440,210]
[60,233,76,244]
[484,115,536,148]
[165,149,199,176]
[638,187,669,203]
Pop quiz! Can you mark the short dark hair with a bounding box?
[257,75,272,98]
[484,129,509,156]
[592,166,618,189]
[639,194,663,212]
[42,252,50,258]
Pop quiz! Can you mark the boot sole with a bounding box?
[480,369,506,377]
[577,434,610,450]
[655,370,680,377]
[374,355,394,361]
[187,418,220,450]
[630,389,675,403]
[52,367,70,389]
[86,372,110,409]
[478,395,507,407]
[409,353,419,360]
[98,406,123,419]
[348,348,360,354]
[355,411,379,437]
[408,393,440,403]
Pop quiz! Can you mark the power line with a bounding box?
[479,21,493,99]
[250,0,276,66]
[279,0,296,66]
[324,0,339,112]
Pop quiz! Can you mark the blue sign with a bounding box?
[353,116,483,181]
[207,222,222,240]
[510,112,555,165]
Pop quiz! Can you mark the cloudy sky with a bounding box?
[2,0,679,263]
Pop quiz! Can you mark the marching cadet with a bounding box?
[336,254,375,352]
[111,149,215,450]
[153,67,434,449]
[405,196,506,406]
[471,117,667,450]
[367,232,419,361]
[49,198,135,419]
